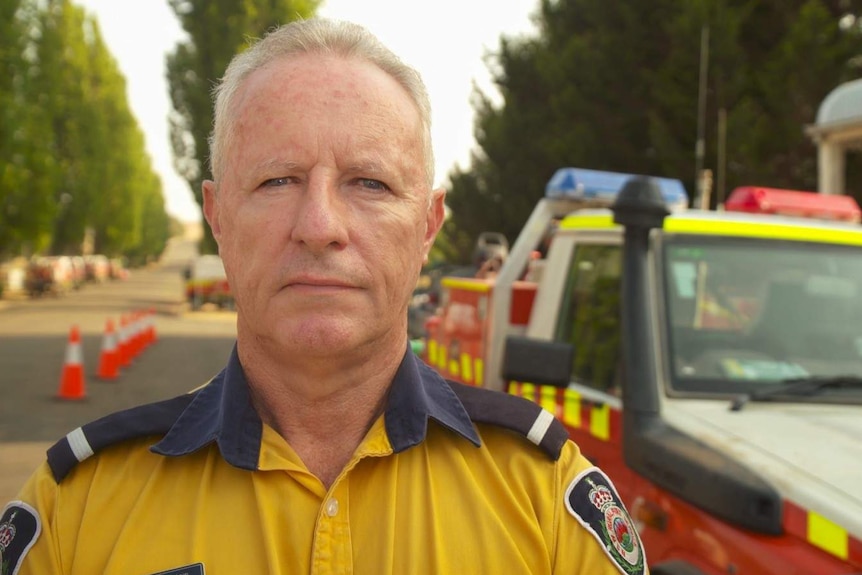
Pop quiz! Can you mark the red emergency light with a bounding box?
[725,186,861,223]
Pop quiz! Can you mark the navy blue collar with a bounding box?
[151,344,480,469]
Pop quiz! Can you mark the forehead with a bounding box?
[225,53,424,172]
[243,52,411,106]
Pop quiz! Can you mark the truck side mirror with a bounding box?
[502,336,573,388]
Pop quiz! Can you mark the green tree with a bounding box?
[443,0,862,263]
[0,0,24,256]
[124,171,172,266]
[32,0,97,255]
[166,0,321,254]
[0,0,58,257]
[0,0,171,261]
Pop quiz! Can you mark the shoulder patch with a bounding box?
[0,501,41,575]
[565,467,646,575]
[47,392,197,483]
[447,380,569,460]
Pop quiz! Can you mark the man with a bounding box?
[3,19,646,574]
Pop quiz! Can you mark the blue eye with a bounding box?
[357,178,390,192]
[262,177,290,187]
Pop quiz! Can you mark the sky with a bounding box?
[74,0,540,223]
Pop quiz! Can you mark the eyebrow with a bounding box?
[254,159,300,173]
[343,162,388,176]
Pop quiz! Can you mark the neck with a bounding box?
[238,334,405,488]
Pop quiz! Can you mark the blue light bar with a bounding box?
[545,167,688,210]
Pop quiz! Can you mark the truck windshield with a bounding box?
[662,236,862,401]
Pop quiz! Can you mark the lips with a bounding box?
[284,274,356,290]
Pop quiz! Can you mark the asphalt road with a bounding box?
[0,237,237,502]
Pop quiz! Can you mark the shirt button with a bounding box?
[325,498,339,517]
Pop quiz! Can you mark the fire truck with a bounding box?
[422,168,862,575]
[183,254,234,311]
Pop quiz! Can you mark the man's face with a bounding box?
[203,53,444,359]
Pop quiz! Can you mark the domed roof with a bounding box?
[816,79,862,126]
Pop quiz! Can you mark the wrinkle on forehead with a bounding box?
[224,54,427,190]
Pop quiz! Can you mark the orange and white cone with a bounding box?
[58,325,86,400]
[97,319,119,380]
[146,308,158,346]
[118,314,132,368]
[128,311,140,358]
[131,310,145,356]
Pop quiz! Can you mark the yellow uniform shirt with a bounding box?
[5,347,646,575]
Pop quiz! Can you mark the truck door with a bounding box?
[555,243,631,491]
[512,237,634,500]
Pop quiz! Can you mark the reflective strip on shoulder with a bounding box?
[447,380,568,460]
[510,382,619,442]
[66,427,94,462]
[46,392,198,483]
[526,409,555,446]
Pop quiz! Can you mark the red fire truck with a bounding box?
[422,168,862,575]
[184,255,234,311]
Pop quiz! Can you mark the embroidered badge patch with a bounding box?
[0,501,41,575]
[565,467,645,575]
[150,563,205,575]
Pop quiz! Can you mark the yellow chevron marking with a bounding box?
[808,511,848,560]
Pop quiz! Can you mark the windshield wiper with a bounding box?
[729,375,862,411]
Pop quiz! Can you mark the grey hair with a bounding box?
[208,18,435,187]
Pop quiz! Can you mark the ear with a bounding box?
[421,187,447,263]
[202,179,221,243]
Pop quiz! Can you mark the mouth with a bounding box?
[284,275,357,291]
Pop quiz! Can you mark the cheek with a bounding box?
[375,221,425,289]
[227,202,283,248]
[218,206,276,278]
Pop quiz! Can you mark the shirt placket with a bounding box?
[310,476,352,575]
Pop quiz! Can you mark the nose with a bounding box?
[289,174,349,252]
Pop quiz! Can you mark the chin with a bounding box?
[279,318,367,355]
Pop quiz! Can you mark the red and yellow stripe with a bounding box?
[507,382,620,442]
[784,500,862,565]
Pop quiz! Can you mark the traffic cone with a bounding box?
[118,314,132,368]
[132,310,145,356]
[147,307,158,346]
[97,319,119,380]
[57,325,86,400]
[128,311,141,358]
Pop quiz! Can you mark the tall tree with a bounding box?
[0,0,58,257]
[442,0,862,263]
[33,0,97,254]
[0,0,173,261]
[0,0,24,256]
[124,170,171,266]
[166,0,321,254]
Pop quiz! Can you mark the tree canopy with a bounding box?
[166,0,321,254]
[0,0,172,263]
[441,0,862,263]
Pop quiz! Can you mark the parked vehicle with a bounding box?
[0,257,28,297]
[184,255,233,311]
[84,254,111,283]
[25,256,75,297]
[408,263,475,339]
[422,167,862,575]
[108,257,129,280]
